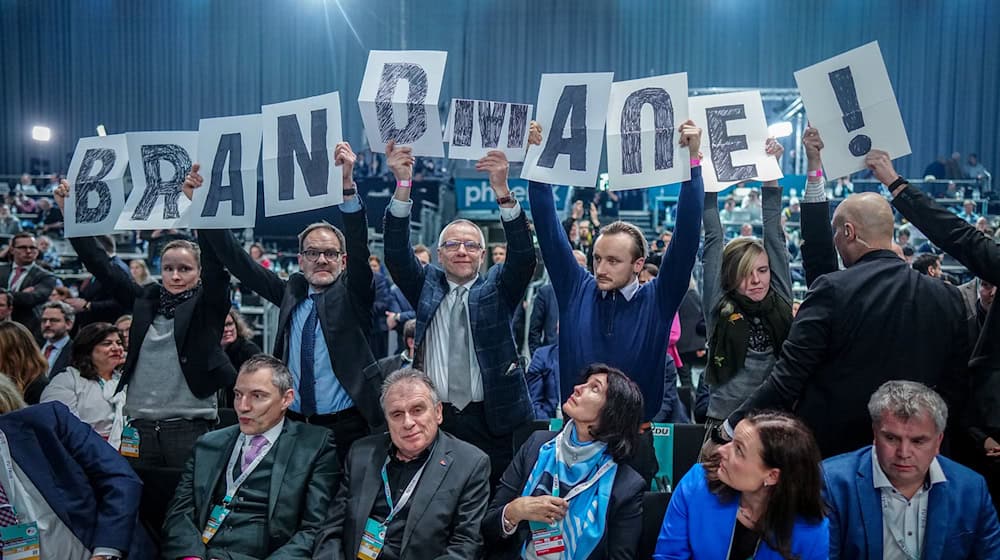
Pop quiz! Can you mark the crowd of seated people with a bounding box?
[0,119,995,560]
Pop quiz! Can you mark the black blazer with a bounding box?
[49,338,73,379]
[728,249,971,457]
[199,206,384,429]
[892,185,1000,434]
[162,420,341,559]
[73,255,130,329]
[313,431,491,560]
[70,235,235,399]
[0,262,58,336]
[483,430,645,560]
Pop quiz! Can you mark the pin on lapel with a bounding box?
[439,459,447,466]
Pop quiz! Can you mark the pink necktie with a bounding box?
[241,435,269,472]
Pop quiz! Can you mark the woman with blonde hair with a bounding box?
[0,321,50,403]
[129,258,154,286]
[701,140,793,436]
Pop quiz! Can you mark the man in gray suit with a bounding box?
[314,368,491,560]
[162,354,340,559]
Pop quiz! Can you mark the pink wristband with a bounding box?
[808,169,823,178]
[396,179,413,188]
[690,158,701,168]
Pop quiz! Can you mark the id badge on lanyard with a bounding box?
[0,433,40,559]
[356,457,428,560]
[202,435,272,544]
[119,424,140,458]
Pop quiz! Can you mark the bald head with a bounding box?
[832,193,895,266]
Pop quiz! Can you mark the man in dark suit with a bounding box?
[162,355,340,559]
[377,319,415,379]
[187,142,384,459]
[313,368,490,560]
[823,381,1000,559]
[65,235,130,331]
[382,143,535,486]
[0,379,151,560]
[720,189,970,458]
[0,231,58,337]
[868,148,1000,509]
[40,301,73,378]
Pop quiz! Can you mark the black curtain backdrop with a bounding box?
[2,0,997,178]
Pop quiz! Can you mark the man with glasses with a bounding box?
[185,141,383,462]
[382,143,535,487]
[0,232,58,337]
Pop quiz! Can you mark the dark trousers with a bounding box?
[128,418,215,469]
[287,407,370,464]
[442,402,526,492]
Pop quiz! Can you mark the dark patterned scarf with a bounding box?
[157,283,201,318]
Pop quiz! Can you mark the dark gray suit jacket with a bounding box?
[314,431,490,560]
[162,420,341,560]
[0,262,58,336]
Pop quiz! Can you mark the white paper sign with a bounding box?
[188,114,262,229]
[689,91,783,192]
[521,72,614,188]
[606,72,690,190]
[794,41,910,179]
[116,131,198,230]
[445,99,533,162]
[262,91,345,218]
[358,50,447,157]
[64,135,130,237]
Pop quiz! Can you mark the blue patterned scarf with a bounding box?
[521,420,618,559]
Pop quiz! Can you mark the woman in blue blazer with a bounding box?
[654,412,828,560]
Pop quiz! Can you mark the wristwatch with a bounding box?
[496,194,515,206]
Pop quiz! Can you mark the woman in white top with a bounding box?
[41,322,127,449]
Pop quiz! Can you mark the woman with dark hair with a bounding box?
[0,321,49,404]
[701,141,793,435]
[654,412,828,559]
[40,322,127,448]
[218,307,263,406]
[484,364,647,559]
[55,180,235,468]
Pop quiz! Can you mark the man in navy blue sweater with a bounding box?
[526,120,705,422]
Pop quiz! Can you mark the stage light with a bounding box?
[31,126,52,142]
[767,121,793,138]
[96,124,107,137]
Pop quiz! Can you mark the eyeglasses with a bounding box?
[439,240,483,253]
[13,245,37,252]
[300,249,343,262]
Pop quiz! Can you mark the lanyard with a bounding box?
[0,432,19,520]
[379,456,428,525]
[879,489,925,560]
[551,431,616,502]
[222,434,273,506]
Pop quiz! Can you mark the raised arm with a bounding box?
[760,138,792,302]
[476,150,536,310]
[382,141,430,309]
[867,150,1000,285]
[56,179,141,309]
[333,142,375,307]
[526,122,589,305]
[701,190,725,340]
[656,120,706,320]
[799,127,838,285]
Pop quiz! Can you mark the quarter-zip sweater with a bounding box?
[528,167,704,420]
